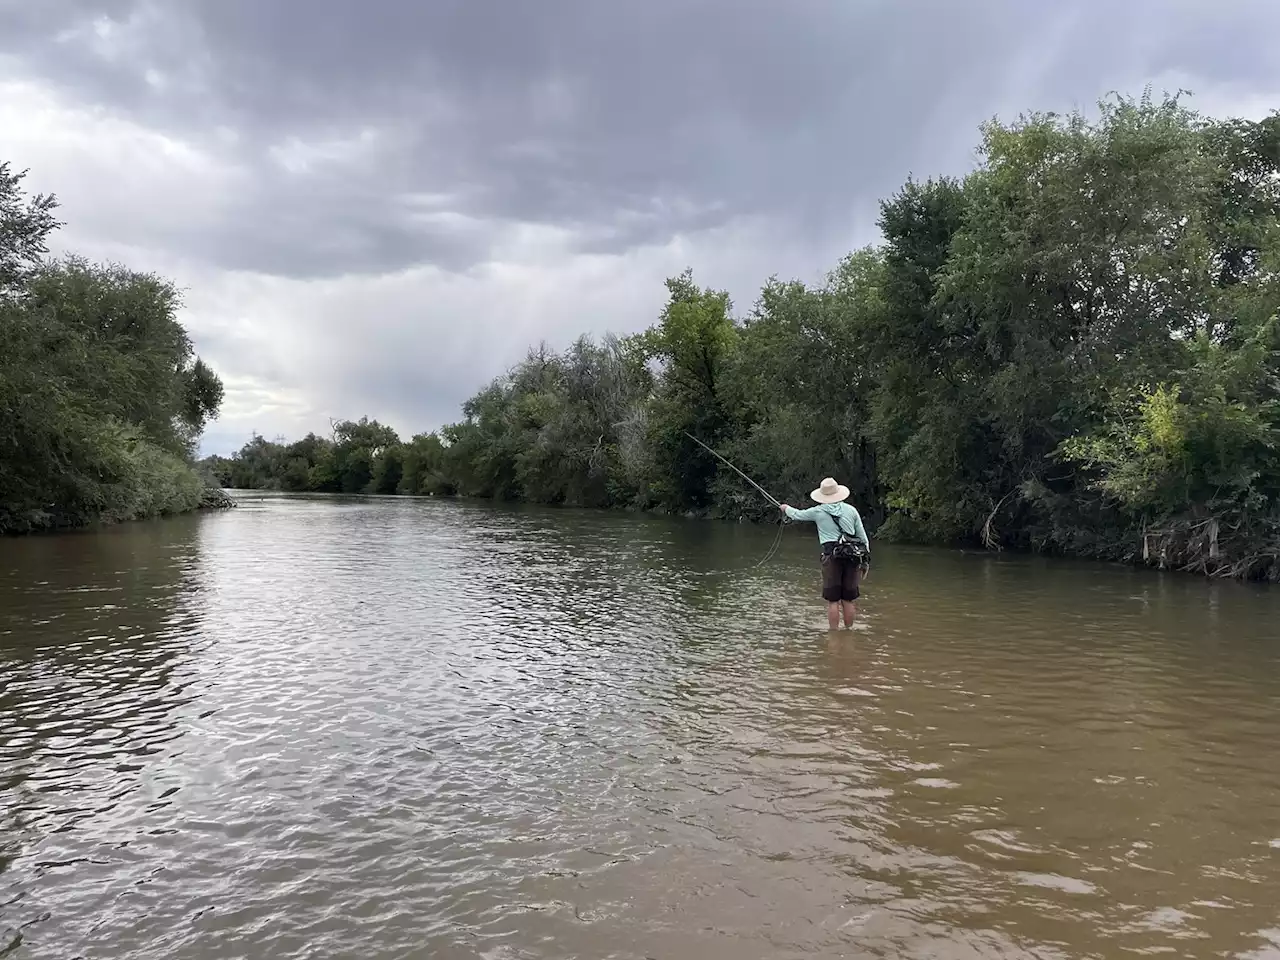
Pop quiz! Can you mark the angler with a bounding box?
[780,478,871,631]
[683,433,872,630]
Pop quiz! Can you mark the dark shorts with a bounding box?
[820,547,866,602]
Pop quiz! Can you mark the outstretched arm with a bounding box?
[780,504,821,522]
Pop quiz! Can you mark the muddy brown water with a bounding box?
[2,493,1279,959]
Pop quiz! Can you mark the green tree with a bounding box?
[1,164,224,532]
[0,162,61,297]
[721,250,885,519]
[637,269,737,511]
[400,432,453,495]
[867,92,1278,556]
[315,417,400,493]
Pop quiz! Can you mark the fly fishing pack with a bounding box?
[828,506,868,562]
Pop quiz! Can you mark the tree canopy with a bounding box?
[0,162,225,533]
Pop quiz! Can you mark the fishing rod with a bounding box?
[677,431,791,575]
[684,432,784,510]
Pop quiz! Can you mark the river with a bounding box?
[2,493,1279,959]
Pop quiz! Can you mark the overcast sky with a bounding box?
[3,0,1279,455]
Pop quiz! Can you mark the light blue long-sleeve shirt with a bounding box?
[784,502,869,548]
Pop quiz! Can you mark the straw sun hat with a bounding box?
[810,477,850,504]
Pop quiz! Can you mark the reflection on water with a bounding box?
[3,494,1280,959]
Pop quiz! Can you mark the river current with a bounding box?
[2,494,1279,958]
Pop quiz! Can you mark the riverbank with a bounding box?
[0,478,236,536]
[198,486,238,511]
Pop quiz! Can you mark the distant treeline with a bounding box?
[1,163,226,534]
[207,93,1280,580]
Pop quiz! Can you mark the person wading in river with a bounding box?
[780,477,871,630]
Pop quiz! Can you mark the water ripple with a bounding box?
[2,496,1280,958]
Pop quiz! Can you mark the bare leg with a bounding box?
[826,601,841,630]
[841,600,858,627]
[841,565,863,628]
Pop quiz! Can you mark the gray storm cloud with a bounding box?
[9,0,1279,277]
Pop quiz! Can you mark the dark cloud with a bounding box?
[7,0,1279,279]
[200,178,495,279]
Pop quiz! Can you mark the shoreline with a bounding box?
[113,487,1277,584]
[0,482,236,537]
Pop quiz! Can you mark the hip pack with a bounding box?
[827,506,867,562]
